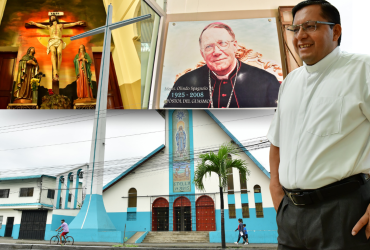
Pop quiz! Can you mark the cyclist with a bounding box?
[55,219,69,245]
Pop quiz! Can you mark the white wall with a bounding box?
[103,152,169,213]
[40,176,57,207]
[0,178,40,205]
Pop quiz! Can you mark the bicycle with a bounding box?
[50,230,74,245]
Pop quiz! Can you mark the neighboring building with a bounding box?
[0,173,84,240]
[0,175,55,239]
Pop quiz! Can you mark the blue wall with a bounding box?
[0,224,5,237]
[11,224,20,239]
[44,214,77,240]
[209,208,277,243]
[107,212,151,232]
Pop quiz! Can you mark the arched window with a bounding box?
[254,185,263,218]
[227,154,234,194]
[128,188,137,208]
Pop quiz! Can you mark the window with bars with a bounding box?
[0,216,3,229]
[255,203,264,218]
[0,189,9,198]
[59,197,62,208]
[242,203,250,218]
[19,188,34,197]
[47,189,55,199]
[239,171,247,194]
[128,188,137,208]
[228,204,236,219]
[68,193,72,202]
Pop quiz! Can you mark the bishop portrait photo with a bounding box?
[161,19,284,109]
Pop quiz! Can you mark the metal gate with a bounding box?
[19,210,48,240]
[173,196,192,231]
[152,198,169,231]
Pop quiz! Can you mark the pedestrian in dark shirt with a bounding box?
[234,218,244,244]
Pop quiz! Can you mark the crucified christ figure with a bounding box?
[29,15,83,81]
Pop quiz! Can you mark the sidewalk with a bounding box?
[0,237,278,250]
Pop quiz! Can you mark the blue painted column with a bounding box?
[64,173,72,209]
[55,176,63,209]
[73,170,81,209]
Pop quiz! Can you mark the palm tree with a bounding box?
[194,143,249,248]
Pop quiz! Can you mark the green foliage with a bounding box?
[40,94,71,109]
[194,143,250,192]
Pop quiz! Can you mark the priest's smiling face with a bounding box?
[200,28,238,76]
[292,4,341,65]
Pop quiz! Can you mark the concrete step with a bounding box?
[143,231,209,243]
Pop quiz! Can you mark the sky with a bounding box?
[0,109,274,185]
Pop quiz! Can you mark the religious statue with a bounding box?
[74,44,94,102]
[28,15,83,81]
[13,47,39,103]
[176,126,187,157]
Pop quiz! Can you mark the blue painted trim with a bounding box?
[74,169,82,209]
[169,110,174,196]
[189,110,196,195]
[205,111,270,178]
[65,173,72,209]
[0,175,55,181]
[241,193,249,203]
[135,231,149,243]
[254,193,262,203]
[127,207,137,212]
[227,194,235,204]
[56,176,63,209]
[0,203,53,207]
[103,145,165,191]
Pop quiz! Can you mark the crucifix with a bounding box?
[26,14,86,94]
[68,4,151,231]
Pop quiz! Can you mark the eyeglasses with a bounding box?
[202,40,234,53]
[286,20,335,34]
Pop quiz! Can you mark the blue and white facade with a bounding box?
[1,110,277,243]
[0,175,56,239]
[101,110,277,243]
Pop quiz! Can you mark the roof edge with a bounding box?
[0,175,56,181]
[103,144,166,191]
[205,110,270,178]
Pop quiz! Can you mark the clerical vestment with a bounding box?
[164,60,280,108]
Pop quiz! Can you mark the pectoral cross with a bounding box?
[67,4,151,231]
[25,15,86,94]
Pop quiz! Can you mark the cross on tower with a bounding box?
[67,4,151,234]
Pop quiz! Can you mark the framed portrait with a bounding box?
[160,18,283,109]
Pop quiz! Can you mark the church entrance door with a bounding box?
[93,52,123,109]
[0,52,17,109]
[196,195,216,231]
[152,198,169,231]
[173,196,191,231]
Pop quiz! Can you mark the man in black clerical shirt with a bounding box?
[164,22,280,108]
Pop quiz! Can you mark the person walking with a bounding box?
[268,0,370,249]
[243,224,249,245]
[55,219,69,245]
[234,218,244,244]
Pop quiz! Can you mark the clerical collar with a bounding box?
[211,60,237,80]
[304,47,341,74]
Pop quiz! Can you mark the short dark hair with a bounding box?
[243,224,246,226]
[61,219,65,222]
[292,0,341,46]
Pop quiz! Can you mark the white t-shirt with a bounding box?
[267,47,370,189]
